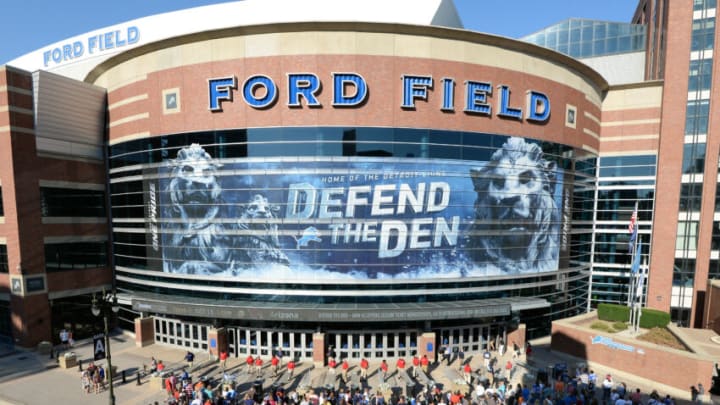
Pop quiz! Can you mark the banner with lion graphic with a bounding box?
[150,137,565,279]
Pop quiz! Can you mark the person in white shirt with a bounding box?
[603,375,614,403]
[475,383,486,400]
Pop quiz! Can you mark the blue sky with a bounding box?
[0,0,638,64]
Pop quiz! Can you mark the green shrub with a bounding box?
[639,308,670,328]
[597,303,630,322]
[590,321,611,331]
[613,322,628,331]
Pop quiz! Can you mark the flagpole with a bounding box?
[628,202,639,328]
[635,258,647,333]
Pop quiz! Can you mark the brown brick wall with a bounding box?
[106,55,602,154]
[551,316,714,392]
[648,0,694,313]
[0,66,111,347]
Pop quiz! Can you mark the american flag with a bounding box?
[628,202,638,251]
[628,205,637,234]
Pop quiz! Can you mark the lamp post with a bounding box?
[92,290,120,405]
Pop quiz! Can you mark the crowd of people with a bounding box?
[130,343,706,405]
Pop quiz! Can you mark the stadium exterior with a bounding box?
[0,0,710,358]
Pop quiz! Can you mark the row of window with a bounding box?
[117,270,589,303]
[40,187,106,217]
[108,128,584,171]
[44,242,107,272]
[115,264,579,291]
[672,4,714,326]
[522,19,646,59]
[0,243,106,273]
[590,154,656,307]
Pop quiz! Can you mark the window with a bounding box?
[44,242,107,271]
[40,187,106,217]
[0,245,7,273]
[676,221,699,250]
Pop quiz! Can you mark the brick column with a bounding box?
[417,332,436,362]
[207,327,227,358]
[506,323,526,350]
[134,317,154,347]
[312,332,326,367]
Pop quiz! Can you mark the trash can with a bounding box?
[253,380,263,403]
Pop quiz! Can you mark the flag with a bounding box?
[630,242,642,274]
[628,202,638,251]
[635,267,646,300]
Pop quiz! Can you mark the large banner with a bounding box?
[152,137,564,280]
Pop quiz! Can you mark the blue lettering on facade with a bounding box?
[243,75,278,109]
[527,91,551,122]
[464,81,492,115]
[287,73,321,107]
[497,85,523,120]
[332,73,367,106]
[208,76,238,111]
[441,78,455,111]
[401,75,433,109]
[591,335,636,352]
[205,72,551,125]
[43,26,140,67]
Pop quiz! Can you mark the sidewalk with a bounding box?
[0,333,713,404]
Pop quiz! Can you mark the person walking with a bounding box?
[254,356,264,378]
[341,359,350,383]
[287,359,296,379]
[271,354,280,377]
[219,350,228,372]
[380,359,389,382]
[691,386,699,404]
[184,350,195,370]
[360,357,369,381]
[396,357,406,376]
[463,362,472,385]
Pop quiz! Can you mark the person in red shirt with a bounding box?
[254,356,264,378]
[412,355,420,378]
[463,363,472,384]
[328,357,337,374]
[165,374,174,395]
[287,360,296,378]
[246,355,254,374]
[271,355,280,377]
[396,358,406,377]
[341,359,350,383]
[380,359,388,381]
[360,358,369,381]
[420,354,429,374]
[219,350,228,372]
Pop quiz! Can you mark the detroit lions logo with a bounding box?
[293,226,322,249]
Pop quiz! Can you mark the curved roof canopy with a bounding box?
[8,0,462,81]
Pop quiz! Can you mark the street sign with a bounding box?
[93,333,106,360]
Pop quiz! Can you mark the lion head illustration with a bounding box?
[468,137,560,273]
[163,144,233,275]
[235,194,289,267]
